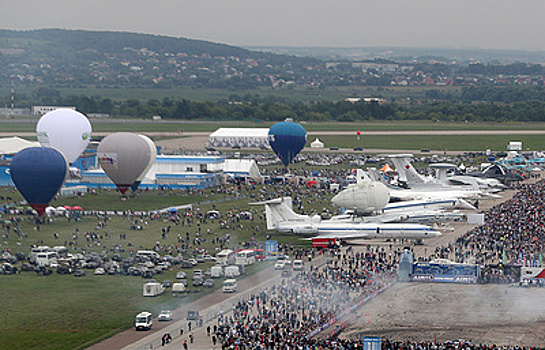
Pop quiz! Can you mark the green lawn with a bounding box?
[312,134,544,152]
[0,183,333,350]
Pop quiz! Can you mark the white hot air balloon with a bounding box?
[36,108,92,164]
[97,132,155,195]
[131,135,157,191]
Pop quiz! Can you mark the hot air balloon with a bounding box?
[130,135,157,191]
[268,120,307,167]
[36,108,92,164]
[97,132,155,195]
[10,147,68,216]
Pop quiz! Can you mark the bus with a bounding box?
[235,249,256,266]
[216,249,235,266]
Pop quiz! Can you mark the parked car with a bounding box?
[203,279,214,288]
[94,267,105,275]
[176,271,187,279]
[74,270,86,277]
[192,276,204,286]
[158,310,173,322]
[177,279,188,287]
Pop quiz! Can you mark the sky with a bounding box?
[3,0,545,50]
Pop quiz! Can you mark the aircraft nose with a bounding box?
[331,193,343,206]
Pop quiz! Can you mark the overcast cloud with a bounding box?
[2,0,544,50]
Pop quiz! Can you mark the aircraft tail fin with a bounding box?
[355,169,372,183]
[389,154,427,187]
[252,197,313,230]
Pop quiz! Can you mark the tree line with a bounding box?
[11,91,545,123]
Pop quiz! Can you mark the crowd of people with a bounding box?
[403,172,545,284]
[201,245,398,349]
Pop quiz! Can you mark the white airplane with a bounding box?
[387,154,501,201]
[251,197,442,241]
[331,169,477,220]
[428,163,505,192]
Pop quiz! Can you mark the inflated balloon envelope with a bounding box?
[97,132,155,195]
[36,108,92,164]
[130,135,157,192]
[10,147,69,216]
[268,121,307,167]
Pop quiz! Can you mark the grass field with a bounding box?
[313,134,545,152]
[0,183,331,350]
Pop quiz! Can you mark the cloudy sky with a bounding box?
[3,0,545,50]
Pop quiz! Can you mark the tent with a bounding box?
[310,138,324,148]
[223,159,261,178]
[307,180,317,187]
[208,128,270,149]
[0,137,40,155]
[380,163,394,173]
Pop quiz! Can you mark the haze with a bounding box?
[2,0,545,50]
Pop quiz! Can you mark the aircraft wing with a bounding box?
[313,232,371,239]
[377,210,464,224]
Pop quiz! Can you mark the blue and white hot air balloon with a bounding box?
[268,120,307,167]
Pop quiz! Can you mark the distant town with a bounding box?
[2,29,545,91]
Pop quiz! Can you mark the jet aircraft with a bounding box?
[252,197,442,242]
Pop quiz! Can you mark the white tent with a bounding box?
[310,138,324,148]
[0,137,40,155]
[208,128,270,149]
[223,159,261,178]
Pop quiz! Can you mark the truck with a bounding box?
[143,281,165,297]
[311,237,342,249]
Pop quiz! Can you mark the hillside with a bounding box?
[0,29,320,89]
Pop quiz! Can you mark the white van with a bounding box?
[211,265,223,278]
[172,282,186,297]
[36,251,57,267]
[224,265,240,278]
[136,250,160,260]
[216,249,235,266]
[293,260,303,270]
[222,279,237,293]
[135,311,153,330]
